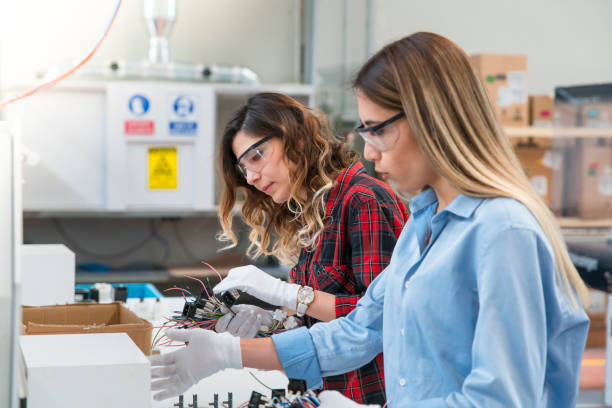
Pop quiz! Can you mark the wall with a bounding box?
[0,0,301,86]
[372,0,612,94]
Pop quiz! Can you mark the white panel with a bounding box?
[20,244,75,307]
[5,88,106,211]
[0,123,22,408]
[21,333,150,408]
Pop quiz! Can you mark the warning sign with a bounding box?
[148,147,178,189]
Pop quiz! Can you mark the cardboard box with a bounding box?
[581,103,612,128]
[515,142,555,206]
[586,289,607,348]
[471,54,528,126]
[566,139,612,219]
[21,244,75,306]
[21,333,150,408]
[529,95,553,127]
[22,302,152,355]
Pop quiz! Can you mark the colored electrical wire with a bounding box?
[152,263,292,352]
[0,0,122,110]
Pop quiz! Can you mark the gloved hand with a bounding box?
[148,328,242,401]
[215,304,274,338]
[213,265,300,310]
[317,391,381,408]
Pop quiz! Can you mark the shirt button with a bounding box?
[404,281,409,289]
[399,378,406,386]
[400,329,405,336]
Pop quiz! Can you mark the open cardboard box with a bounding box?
[22,302,152,355]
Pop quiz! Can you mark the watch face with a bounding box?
[298,287,314,303]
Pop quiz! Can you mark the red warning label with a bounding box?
[125,120,154,135]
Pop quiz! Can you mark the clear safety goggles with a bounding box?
[235,135,274,178]
[354,112,404,152]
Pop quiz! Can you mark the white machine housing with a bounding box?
[5,80,313,214]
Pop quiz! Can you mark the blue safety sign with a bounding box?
[169,95,197,135]
[173,96,194,117]
[128,95,150,116]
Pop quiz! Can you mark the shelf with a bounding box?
[505,127,612,138]
[557,217,612,229]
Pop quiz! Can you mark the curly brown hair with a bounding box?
[217,93,358,265]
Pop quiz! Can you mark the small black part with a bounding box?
[110,61,119,71]
[188,394,198,408]
[182,302,196,318]
[89,288,99,303]
[220,291,237,308]
[20,397,26,408]
[271,389,285,400]
[203,67,211,78]
[174,394,184,408]
[113,286,128,302]
[195,294,207,309]
[209,393,219,408]
[287,378,307,394]
[248,391,264,408]
[223,392,233,408]
[74,288,89,302]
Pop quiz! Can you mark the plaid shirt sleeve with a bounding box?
[335,191,406,318]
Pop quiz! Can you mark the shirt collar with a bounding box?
[409,187,483,219]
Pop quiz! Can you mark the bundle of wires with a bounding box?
[152,262,291,349]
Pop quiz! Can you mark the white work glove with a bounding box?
[215,304,274,338]
[317,391,381,408]
[213,265,300,310]
[148,328,242,401]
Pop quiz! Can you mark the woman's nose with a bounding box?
[363,141,381,162]
[245,169,260,184]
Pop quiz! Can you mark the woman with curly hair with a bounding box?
[213,92,408,405]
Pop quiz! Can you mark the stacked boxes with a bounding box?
[529,95,553,127]
[471,54,528,126]
[554,83,612,218]
[514,142,555,207]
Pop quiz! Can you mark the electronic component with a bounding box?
[248,391,266,408]
[209,393,218,408]
[188,394,198,408]
[174,395,184,408]
[223,392,233,408]
[220,289,240,309]
[270,389,285,400]
[287,379,307,395]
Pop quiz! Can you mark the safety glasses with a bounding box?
[354,112,404,151]
[235,135,274,178]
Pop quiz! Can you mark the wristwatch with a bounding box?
[296,286,315,317]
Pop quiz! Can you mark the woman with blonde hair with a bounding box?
[150,33,589,407]
[213,92,406,405]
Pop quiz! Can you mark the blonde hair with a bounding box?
[217,93,358,265]
[354,32,588,308]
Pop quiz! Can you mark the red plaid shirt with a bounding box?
[289,162,408,405]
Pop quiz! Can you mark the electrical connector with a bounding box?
[287,379,307,395]
[248,391,266,408]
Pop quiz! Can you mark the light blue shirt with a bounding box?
[273,188,589,407]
